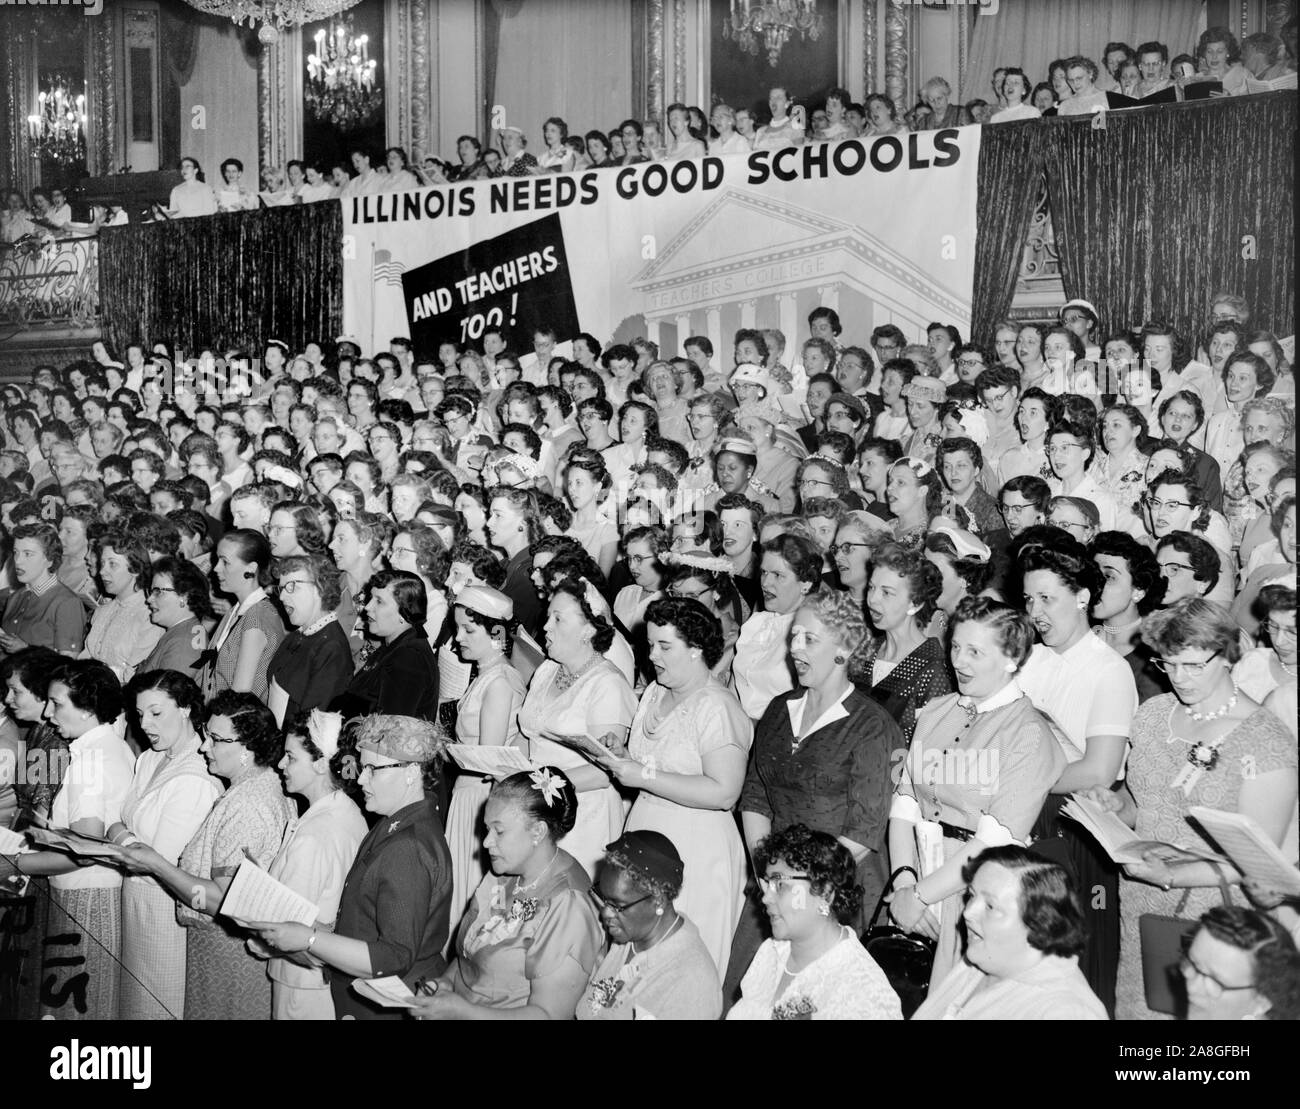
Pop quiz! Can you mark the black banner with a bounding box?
[402,212,580,355]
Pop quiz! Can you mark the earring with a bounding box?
[654,906,664,917]
[833,655,846,665]
[1004,662,1017,673]
[816,901,831,918]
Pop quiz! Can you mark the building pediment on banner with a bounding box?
[632,187,968,324]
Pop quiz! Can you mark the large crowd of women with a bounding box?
[0,265,1296,1021]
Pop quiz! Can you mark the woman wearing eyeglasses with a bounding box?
[661,551,749,680]
[734,590,903,984]
[249,714,453,1020]
[1141,469,1233,606]
[1233,585,1297,706]
[1178,907,1300,1021]
[830,511,889,607]
[114,690,295,1020]
[577,830,721,1020]
[1081,599,1298,1020]
[265,554,354,730]
[139,557,213,675]
[729,825,901,1020]
[1046,419,1117,532]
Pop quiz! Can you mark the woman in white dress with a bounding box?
[598,597,753,978]
[446,586,527,927]
[258,712,366,1020]
[167,157,217,219]
[108,670,221,1020]
[516,578,636,877]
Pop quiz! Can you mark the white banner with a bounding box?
[341,127,981,361]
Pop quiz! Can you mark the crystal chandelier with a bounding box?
[724,0,824,67]
[306,13,381,131]
[27,76,87,167]
[181,0,364,45]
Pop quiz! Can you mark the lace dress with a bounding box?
[1115,698,1296,1020]
[625,681,753,978]
[727,927,902,1020]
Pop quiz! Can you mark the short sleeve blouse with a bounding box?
[450,851,602,1010]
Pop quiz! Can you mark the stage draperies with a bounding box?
[970,118,1048,346]
[97,201,343,358]
[973,91,1296,344]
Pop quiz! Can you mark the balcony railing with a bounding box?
[0,234,100,328]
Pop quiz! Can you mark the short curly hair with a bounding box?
[1141,597,1240,664]
[950,595,1035,668]
[866,542,944,630]
[760,533,824,589]
[274,553,344,611]
[1087,531,1166,614]
[962,845,1085,958]
[49,659,123,724]
[1156,532,1221,592]
[205,689,283,768]
[796,456,851,502]
[643,596,725,669]
[1019,536,1104,605]
[795,587,868,657]
[759,824,863,925]
[127,668,206,731]
[1195,906,1300,1021]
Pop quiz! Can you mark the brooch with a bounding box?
[772,995,817,1020]
[1186,743,1220,772]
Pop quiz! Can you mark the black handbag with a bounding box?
[861,866,937,1019]
[1138,858,1233,1016]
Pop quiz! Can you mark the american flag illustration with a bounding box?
[373,248,405,287]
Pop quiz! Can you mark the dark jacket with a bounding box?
[331,626,438,721]
[331,798,452,1020]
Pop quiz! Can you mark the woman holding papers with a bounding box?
[447,586,527,928]
[250,714,452,1021]
[598,598,753,979]
[516,578,636,879]
[888,598,1066,988]
[108,671,222,1020]
[259,712,366,1020]
[116,690,294,1020]
[9,661,134,1020]
[1082,599,1298,1020]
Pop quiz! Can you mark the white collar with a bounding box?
[958,679,1024,715]
[787,684,854,738]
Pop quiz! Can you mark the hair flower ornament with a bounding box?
[530,767,564,805]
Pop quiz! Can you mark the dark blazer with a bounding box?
[331,798,452,1020]
[331,626,439,721]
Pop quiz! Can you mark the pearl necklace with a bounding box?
[1182,681,1239,722]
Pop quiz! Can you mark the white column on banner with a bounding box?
[645,316,663,351]
[675,312,692,354]
[706,306,723,367]
[739,299,757,330]
[817,284,841,313]
[777,293,799,349]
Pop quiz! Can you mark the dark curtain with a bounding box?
[159,7,200,170]
[971,118,1048,343]
[1043,92,1296,342]
[98,203,343,356]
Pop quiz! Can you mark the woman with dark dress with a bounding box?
[332,570,439,722]
[852,543,952,744]
[266,554,354,729]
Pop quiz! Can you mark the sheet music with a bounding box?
[353,976,418,1009]
[220,858,320,927]
[1189,806,1300,896]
